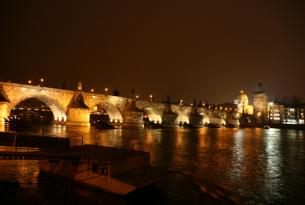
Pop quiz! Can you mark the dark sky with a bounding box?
[1,0,305,104]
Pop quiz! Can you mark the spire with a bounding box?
[256,82,264,94]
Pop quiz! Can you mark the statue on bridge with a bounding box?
[77,82,83,91]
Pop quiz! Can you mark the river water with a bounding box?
[1,126,305,204]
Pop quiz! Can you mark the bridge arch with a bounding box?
[198,112,210,125]
[92,102,123,123]
[142,107,162,123]
[175,110,190,124]
[9,95,67,122]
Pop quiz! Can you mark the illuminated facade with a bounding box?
[268,103,305,124]
[268,103,284,123]
[283,105,305,124]
[253,82,268,121]
[234,90,253,114]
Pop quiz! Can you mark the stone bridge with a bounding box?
[0,82,234,128]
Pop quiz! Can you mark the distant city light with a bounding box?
[104,88,108,92]
[28,80,32,84]
[91,88,94,92]
[40,78,44,83]
[136,95,139,99]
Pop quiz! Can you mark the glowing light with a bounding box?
[91,88,94,92]
[93,106,97,112]
[136,95,139,99]
[104,88,108,92]
[40,78,44,83]
[149,94,153,101]
[28,80,32,84]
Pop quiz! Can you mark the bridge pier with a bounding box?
[0,85,10,127]
[122,99,144,129]
[66,108,90,126]
[162,96,178,127]
[189,99,205,128]
[66,92,90,126]
[0,103,9,127]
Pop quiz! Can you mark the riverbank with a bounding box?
[268,123,305,130]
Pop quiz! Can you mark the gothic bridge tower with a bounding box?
[253,82,268,123]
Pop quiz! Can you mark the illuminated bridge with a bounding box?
[0,82,235,128]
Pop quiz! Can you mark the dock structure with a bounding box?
[0,132,168,195]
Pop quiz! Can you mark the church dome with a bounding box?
[235,90,249,105]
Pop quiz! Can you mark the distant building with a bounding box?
[268,103,305,124]
[283,104,304,124]
[234,83,305,126]
[234,90,253,114]
[268,103,284,123]
[253,82,268,122]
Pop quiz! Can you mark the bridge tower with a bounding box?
[253,82,268,123]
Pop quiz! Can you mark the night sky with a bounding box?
[1,0,305,104]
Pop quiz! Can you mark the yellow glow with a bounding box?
[90,88,94,92]
[28,80,32,84]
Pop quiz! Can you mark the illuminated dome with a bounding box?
[234,90,249,105]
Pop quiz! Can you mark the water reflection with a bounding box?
[1,125,305,204]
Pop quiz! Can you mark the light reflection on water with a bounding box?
[1,126,305,204]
